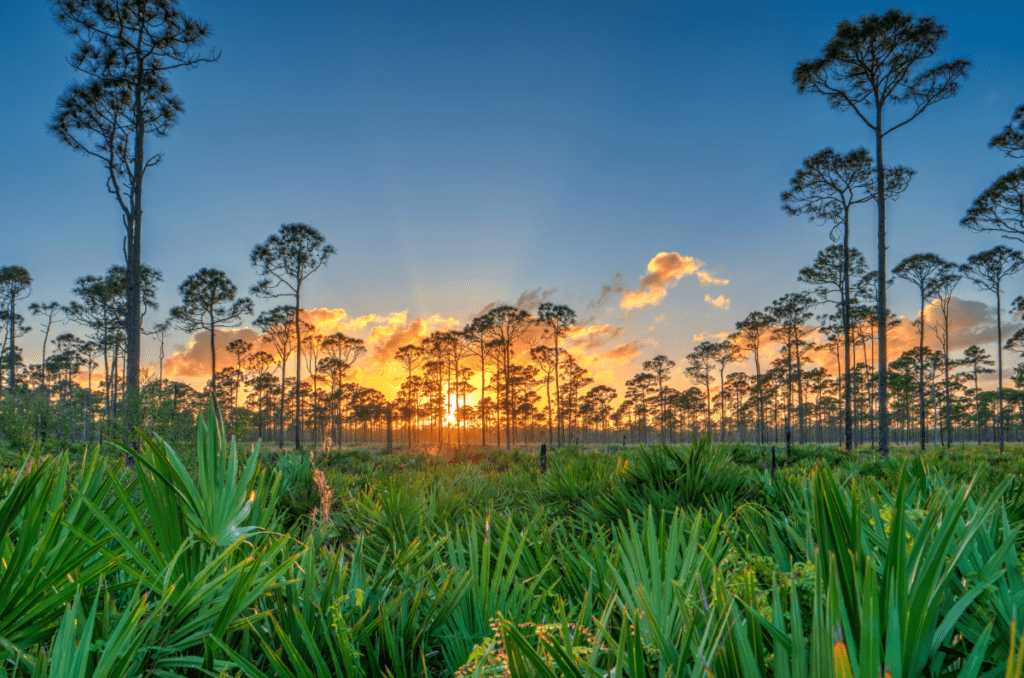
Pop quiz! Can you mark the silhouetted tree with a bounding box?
[64,265,160,420]
[530,345,557,445]
[893,253,953,450]
[768,292,816,450]
[0,267,32,394]
[962,169,1024,245]
[783,152,912,438]
[169,268,252,397]
[961,103,1024,243]
[480,306,532,450]
[245,350,276,441]
[795,8,970,456]
[989,104,1024,158]
[643,355,676,442]
[29,301,61,391]
[149,319,172,385]
[685,341,718,437]
[226,339,253,410]
[581,384,617,440]
[927,267,961,446]
[319,332,364,444]
[50,0,219,425]
[255,307,300,446]
[960,246,1024,453]
[537,303,575,446]
[961,345,995,444]
[962,173,1023,248]
[710,342,740,442]
[251,223,335,449]
[395,344,422,447]
[463,313,495,447]
[798,245,869,449]
[65,273,118,414]
[735,311,774,444]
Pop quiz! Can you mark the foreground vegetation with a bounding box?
[3,404,1024,677]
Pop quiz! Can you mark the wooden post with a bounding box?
[386,406,393,455]
[539,443,547,474]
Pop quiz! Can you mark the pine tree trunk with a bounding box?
[125,36,146,439]
[875,117,890,457]
[997,285,1005,453]
[843,209,853,450]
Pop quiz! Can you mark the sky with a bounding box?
[2,1,1023,398]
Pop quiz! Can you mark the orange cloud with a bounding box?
[163,328,259,381]
[602,340,642,363]
[704,294,730,310]
[565,323,626,350]
[369,313,462,362]
[608,252,728,310]
[572,340,642,387]
[302,307,409,334]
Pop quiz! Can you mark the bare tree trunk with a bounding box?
[504,347,512,450]
[125,35,146,437]
[843,209,854,451]
[918,294,926,450]
[997,284,1005,454]
[554,332,561,446]
[479,343,486,446]
[294,291,302,450]
[875,117,890,457]
[210,319,217,397]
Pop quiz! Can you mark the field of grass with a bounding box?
[3,407,1024,677]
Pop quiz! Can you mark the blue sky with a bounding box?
[2,1,1022,391]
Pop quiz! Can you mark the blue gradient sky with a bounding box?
[2,1,1023,391]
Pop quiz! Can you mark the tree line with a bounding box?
[5,231,1024,453]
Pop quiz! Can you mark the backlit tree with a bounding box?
[960,246,1024,453]
[169,268,252,398]
[0,267,32,393]
[892,253,953,450]
[251,223,335,449]
[50,0,219,426]
[795,8,970,456]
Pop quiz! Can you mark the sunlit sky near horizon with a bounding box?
[3,1,1024,395]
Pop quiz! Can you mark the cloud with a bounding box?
[606,252,728,310]
[704,294,730,310]
[369,313,462,362]
[570,339,643,386]
[565,323,626,350]
[692,331,731,343]
[163,328,260,381]
[648,314,667,332]
[927,296,1020,351]
[871,296,1022,363]
[603,340,642,363]
[476,288,558,317]
[514,288,557,312]
[301,307,409,334]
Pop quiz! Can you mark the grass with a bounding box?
[3,417,1024,676]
